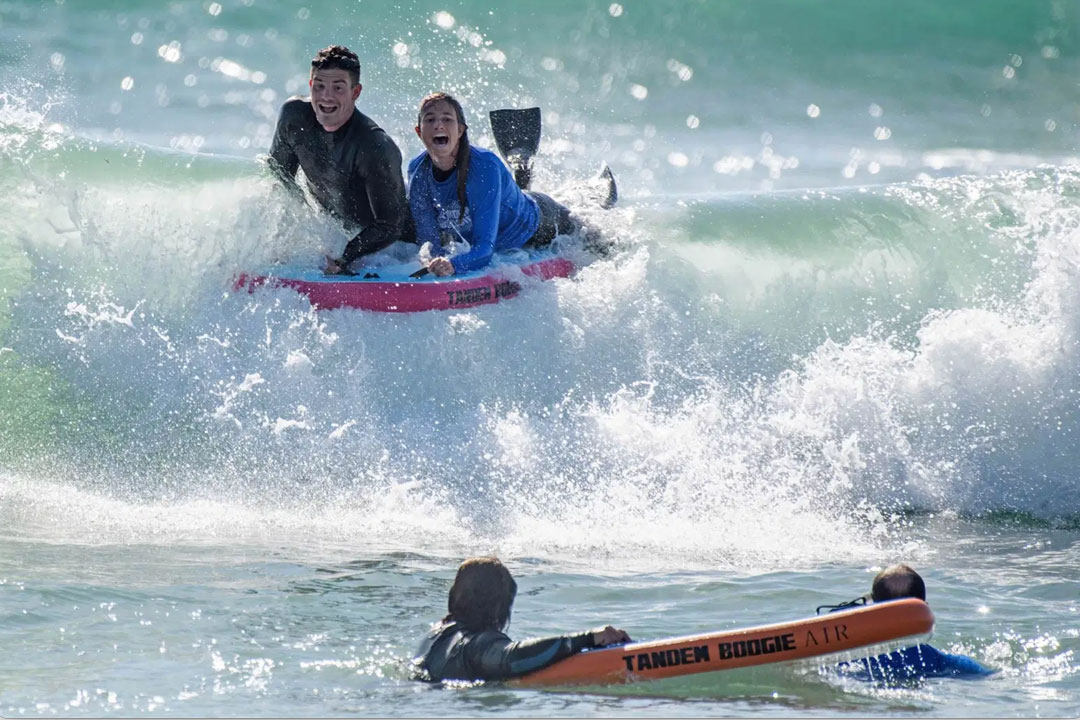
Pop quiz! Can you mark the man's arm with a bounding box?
[263,99,315,216]
[267,104,300,185]
[339,134,409,265]
[467,630,596,680]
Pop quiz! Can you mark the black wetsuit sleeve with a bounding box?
[267,105,300,184]
[340,135,409,264]
[266,102,309,209]
[466,630,596,680]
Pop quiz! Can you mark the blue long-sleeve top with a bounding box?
[407,145,540,274]
[838,644,995,683]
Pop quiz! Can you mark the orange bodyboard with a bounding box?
[515,598,934,687]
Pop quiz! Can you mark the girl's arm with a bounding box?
[408,157,442,247]
[449,158,501,274]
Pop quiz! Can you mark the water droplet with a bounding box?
[667,151,689,167]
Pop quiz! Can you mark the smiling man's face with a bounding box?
[309,68,361,132]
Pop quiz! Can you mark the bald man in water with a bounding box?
[838,564,994,682]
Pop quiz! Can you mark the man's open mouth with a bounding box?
[317,104,339,114]
[433,135,450,146]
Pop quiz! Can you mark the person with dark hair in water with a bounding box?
[412,557,631,682]
[834,564,994,682]
[408,93,600,277]
[267,45,412,274]
[871,562,927,603]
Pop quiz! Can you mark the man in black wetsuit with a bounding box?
[412,557,630,682]
[267,45,410,273]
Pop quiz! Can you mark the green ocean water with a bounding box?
[1,0,1079,716]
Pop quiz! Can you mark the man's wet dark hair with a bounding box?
[310,45,361,85]
[445,557,517,632]
[871,563,927,602]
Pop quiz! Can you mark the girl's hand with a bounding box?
[428,257,456,277]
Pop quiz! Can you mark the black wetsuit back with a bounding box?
[268,97,411,262]
[412,620,595,682]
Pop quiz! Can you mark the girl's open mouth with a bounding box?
[433,135,450,146]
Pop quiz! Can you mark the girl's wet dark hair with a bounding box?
[445,557,518,632]
[418,92,470,223]
[311,45,361,85]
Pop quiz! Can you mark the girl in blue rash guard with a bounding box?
[408,92,576,277]
[411,557,631,682]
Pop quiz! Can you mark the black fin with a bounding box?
[490,107,541,190]
[594,163,618,209]
[490,107,541,159]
